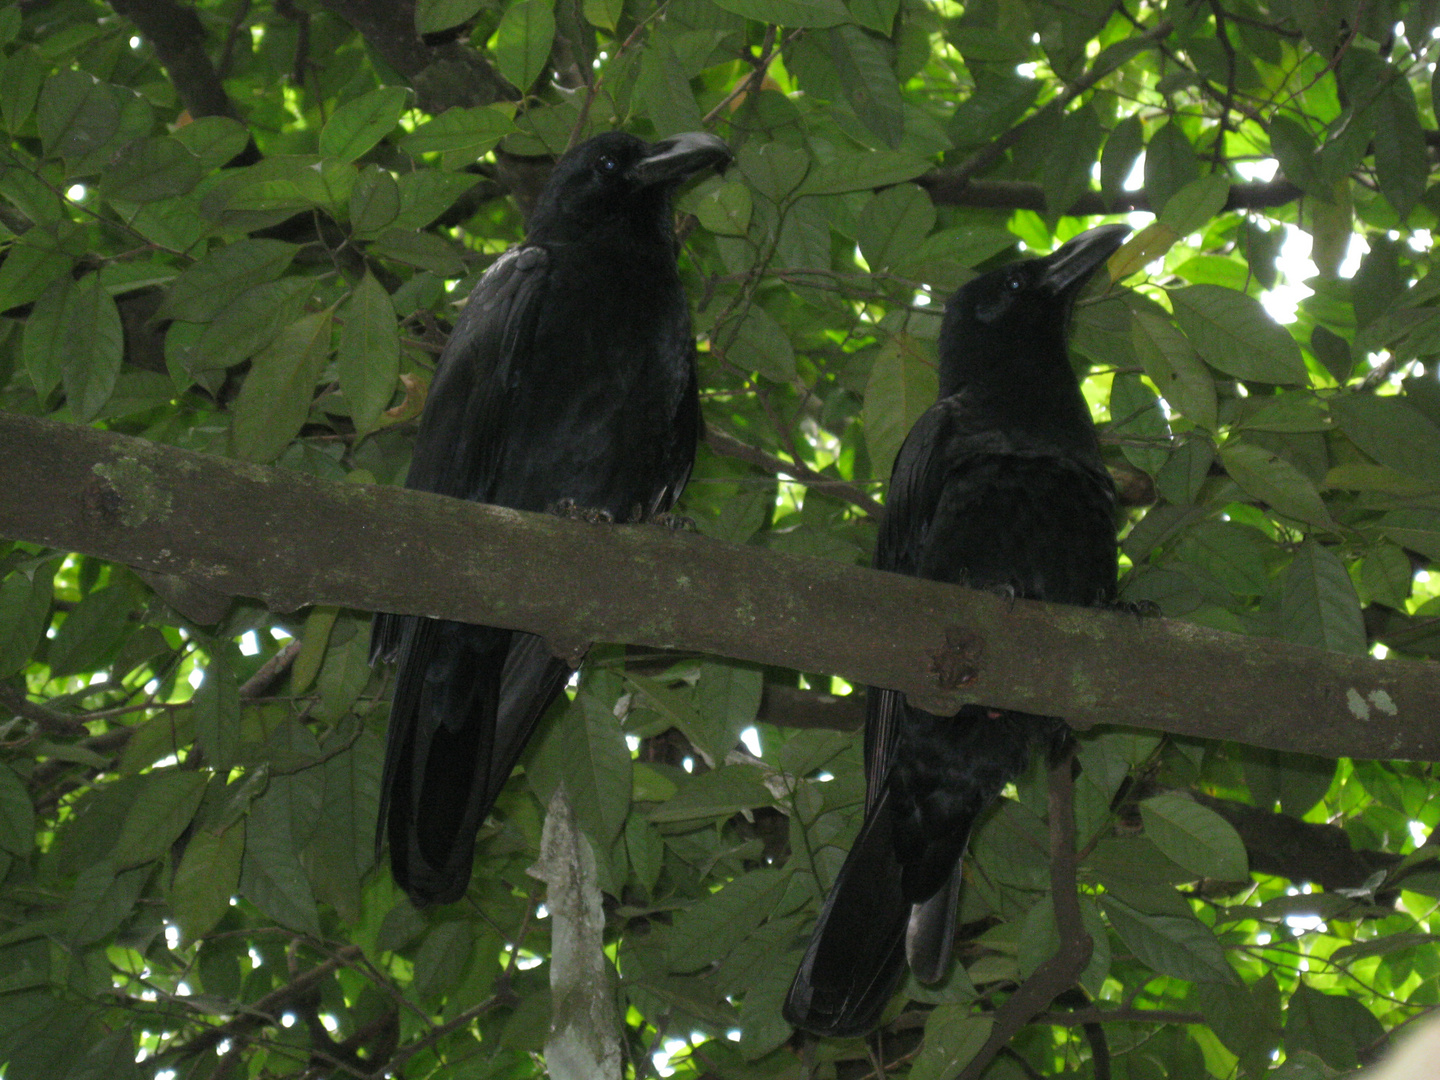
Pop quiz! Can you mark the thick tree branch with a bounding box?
[312,0,515,114]
[1,413,1438,760]
[107,0,243,122]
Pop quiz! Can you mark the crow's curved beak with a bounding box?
[1039,223,1130,299]
[630,131,733,187]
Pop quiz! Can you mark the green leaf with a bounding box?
[0,47,46,133]
[399,104,515,156]
[1359,543,1413,608]
[47,583,133,678]
[171,115,249,170]
[724,303,796,382]
[691,660,763,764]
[494,0,556,92]
[338,273,399,436]
[110,770,208,869]
[848,0,899,33]
[97,137,202,203]
[1284,981,1386,1070]
[391,170,479,230]
[1310,325,1352,382]
[193,653,241,771]
[58,272,123,421]
[1101,115,1144,209]
[1268,116,1324,194]
[239,783,321,936]
[37,69,118,167]
[1110,372,1170,476]
[1378,508,1440,561]
[349,164,401,237]
[738,141,810,204]
[711,0,849,27]
[0,233,70,316]
[0,560,56,679]
[1144,122,1200,212]
[910,1008,993,1080]
[1101,897,1237,983]
[367,229,466,276]
[639,39,703,136]
[0,763,34,857]
[416,0,487,33]
[1139,792,1248,880]
[857,183,935,272]
[800,150,931,195]
[1279,541,1366,655]
[1170,285,1308,385]
[583,0,624,30]
[694,179,752,237]
[313,621,373,722]
[1043,106,1105,216]
[529,677,632,846]
[230,310,334,463]
[827,25,904,149]
[648,765,773,823]
[1158,172,1230,236]
[1372,77,1427,218]
[664,867,786,971]
[158,240,299,324]
[171,822,245,944]
[320,86,409,162]
[65,861,150,946]
[864,332,938,477]
[1219,441,1334,526]
[1131,309,1217,430]
[188,277,314,374]
[1330,392,1440,484]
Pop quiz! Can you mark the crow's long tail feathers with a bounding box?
[378,617,569,906]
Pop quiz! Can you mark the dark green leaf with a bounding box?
[857,183,934,271]
[1043,106,1105,216]
[1278,541,1367,655]
[398,104,515,156]
[230,310,334,463]
[1144,122,1200,212]
[725,303,796,382]
[193,652,241,771]
[1102,897,1237,983]
[864,332,937,477]
[158,240,299,324]
[1158,172,1230,237]
[64,861,150,946]
[494,0,556,92]
[1101,115,1144,209]
[0,560,56,679]
[1110,372,1170,475]
[338,272,399,436]
[1330,392,1440,484]
[1219,441,1334,526]
[111,770,207,868]
[694,179,753,237]
[800,151,931,195]
[1170,285,1308,385]
[910,1008,992,1080]
[1284,981,1386,1070]
[711,0,849,26]
[37,69,118,167]
[0,763,34,857]
[648,765,773,824]
[1140,792,1248,880]
[98,137,201,203]
[827,25,904,149]
[239,782,321,936]
[47,582,132,678]
[1372,77,1427,218]
[319,86,408,162]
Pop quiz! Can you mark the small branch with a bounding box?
[956,754,1091,1079]
[0,685,91,737]
[1034,1007,1205,1025]
[170,945,362,1060]
[917,176,1304,216]
[704,427,884,519]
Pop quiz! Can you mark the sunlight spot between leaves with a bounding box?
[248,947,263,968]
[726,1029,742,1041]
[626,734,641,753]
[155,1071,176,1080]
[269,626,293,641]
[164,922,179,950]
[653,1037,693,1077]
[216,1039,231,1055]
[536,903,549,919]
[682,756,694,773]
[239,631,260,657]
[515,952,543,970]
[1373,643,1390,659]
[66,184,87,201]
[816,771,834,782]
[1410,820,1430,847]
[129,35,141,48]
[187,667,204,689]
[281,1013,296,1028]
[321,1014,339,1032]
[155,754,178,768]
[740,726,762,756]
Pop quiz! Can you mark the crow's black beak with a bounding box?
[630,131,733,187]
[1038,223,1131,299]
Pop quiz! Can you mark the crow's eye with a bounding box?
[596,154,619,175]
[1004,270,1025,291]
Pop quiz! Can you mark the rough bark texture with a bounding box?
[2,412,1438,760]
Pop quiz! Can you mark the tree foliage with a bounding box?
[1,0,1440,1076]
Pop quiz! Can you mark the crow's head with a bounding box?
[527,130,732,244]
[938,223,1129,398]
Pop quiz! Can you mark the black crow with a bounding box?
[371,131,731,907]
[784,224,1130,1036]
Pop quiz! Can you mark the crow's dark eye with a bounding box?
[596,154,619,174]
[1005,270,1025,291]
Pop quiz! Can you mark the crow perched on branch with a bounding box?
[785,224,1130,1036]
[371,131,731,907]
